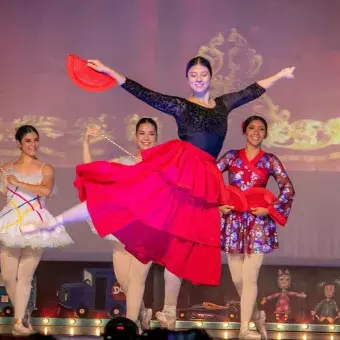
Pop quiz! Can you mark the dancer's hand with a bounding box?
[299,292,307,298]
[87,59,111,74]
[87,59,126,85]
[218,205,234,214]
[311,310,316,316]
[279,67,295,79]
[5,174,19,186]
[83,126,100,144]
[250,207,269,216]
[260,298,267,305]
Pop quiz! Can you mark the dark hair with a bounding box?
[15,125,39,142]
[136,117,158,135]
[242,115,268,137]
[103,317,138,340]
[141,328,212,340]
[186,56,212,77]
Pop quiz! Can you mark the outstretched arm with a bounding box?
[82,127,100,164]
[87,60,186,118]
[257,67,295,89]
[219,67,295,112]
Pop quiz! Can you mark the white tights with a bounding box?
[227,254,264,330]
[112,242,182,322]
[0,247,43,320]
[56,202,183,319]
[112,242,152,321]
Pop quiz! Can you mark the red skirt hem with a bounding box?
[75,140,224,285]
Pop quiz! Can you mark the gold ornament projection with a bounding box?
[198,30,340,163]
[1,29,339,165]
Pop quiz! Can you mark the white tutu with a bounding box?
[0,169,73,248]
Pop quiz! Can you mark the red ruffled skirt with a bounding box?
[74,140,226,285]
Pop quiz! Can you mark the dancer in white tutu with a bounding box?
[0,125,73,336]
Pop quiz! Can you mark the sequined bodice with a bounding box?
[121,78,265,158]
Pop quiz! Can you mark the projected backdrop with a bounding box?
[0,0,339,264]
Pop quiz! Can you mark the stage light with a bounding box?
[329,325,335,331]
[276,323,283,329]
[223,322,229,328]
[44,327,48,335]
[302,324,308,330]
[42,318,49,325]
[96,327,101,336]
[249,322,255,329]
[70,327,75,336]
[69,318,76,325]
[196,321,203,327]
[277,333,281,340]
[302,334,307,340]
[223,331,228,339]
[95,319,102,325]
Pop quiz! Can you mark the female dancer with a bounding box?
[83,118,155,329]
[0,125,73,336]
[83,119,181,330]
[22,56,294,291]
[216,116,295,339]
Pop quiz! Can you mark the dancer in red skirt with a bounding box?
[22,57,295,289]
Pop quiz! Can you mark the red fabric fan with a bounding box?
[245,187,277,210]
[222,185,248,212]
[66,54,117,91]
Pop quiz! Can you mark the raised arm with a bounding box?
[219,67,295,112]
[82,127,99,164]
[267,154,295,226]
[257,67,295,89]
[87,60,186,118]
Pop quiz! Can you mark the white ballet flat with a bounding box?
[155,310,176,330]
[253,310,268,340]
[140,308,153,330]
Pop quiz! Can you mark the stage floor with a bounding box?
[0,319,339,339]
[4,332,340,339]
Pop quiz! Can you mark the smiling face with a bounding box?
[135,122,157,150]
[17,132,39,157]
[245,119,267,147]
[187,64,211,95]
